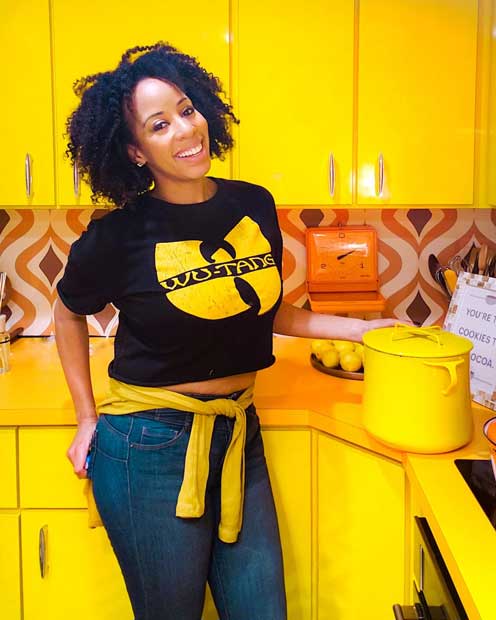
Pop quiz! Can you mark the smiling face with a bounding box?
[126,78,212,198]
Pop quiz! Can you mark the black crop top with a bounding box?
[57,178,283,386]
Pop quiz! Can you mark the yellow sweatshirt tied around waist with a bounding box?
[84,378,254,543]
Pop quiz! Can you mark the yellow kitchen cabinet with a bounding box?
[317,431,405,620]
[263,429,312,620]
[21,510,132,620]
[235,0,354,206]
[19,427,87,507]
[0,428,18,508]
[51,0,231,207]
[487,0,496,206]
[357,0,478,205]
[202,429,313,620]
[0,0,54,207]
[0,512,21,620]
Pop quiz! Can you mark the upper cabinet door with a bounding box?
[51,0,230,207]
[487,0,496,207]
[0,0,54,207]
[357,0,478,205]
[236,0,354,206]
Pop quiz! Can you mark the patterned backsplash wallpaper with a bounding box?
[0,207,495,336]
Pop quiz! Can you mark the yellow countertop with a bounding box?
[1,335,495,619]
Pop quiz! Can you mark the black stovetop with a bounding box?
[455,459,496,530]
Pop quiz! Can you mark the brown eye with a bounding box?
[152,120,168,131]
[183,106,195,117]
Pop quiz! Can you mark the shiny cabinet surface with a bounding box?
[236,0,354,205]
[51,0,230,206]
[0,512,21,620]
[236,0,478,207]
[357,0,478,205]
[317,431,405,619]
[0,0,54,207]
[21,510,132,620]
[0,429,17,507]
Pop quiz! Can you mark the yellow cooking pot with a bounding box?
[362,324,473,453]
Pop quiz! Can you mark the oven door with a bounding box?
[392,517,468,620]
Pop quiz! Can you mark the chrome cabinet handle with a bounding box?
[39,524,48,578]
[25,153,32,198]
[328,152,335,198]
[73,161,80,198]
[378,152,385,197]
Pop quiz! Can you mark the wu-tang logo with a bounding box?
[155,217,281,320]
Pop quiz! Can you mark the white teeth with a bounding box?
[176,144,202,158]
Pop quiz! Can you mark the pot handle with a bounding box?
[392,324,442,346]
[422,358,464,396]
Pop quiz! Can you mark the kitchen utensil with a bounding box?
[463,242,476,268]
[443,269,458,295]
[428,254,451,298]
[467,245,479,274]
[0,272,6,309]
[483,417,496,482]
[448,255,464,275]
[478,244,488,275]
[484,249,496,277]
[0,314,10,374]
[362,324,473,453]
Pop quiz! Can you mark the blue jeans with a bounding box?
[89,393,287,620]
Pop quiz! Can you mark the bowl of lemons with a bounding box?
[310,339,364,380]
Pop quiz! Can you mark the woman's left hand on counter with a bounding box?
[273,301,412,343]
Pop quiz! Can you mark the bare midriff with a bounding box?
[164,371,257,396]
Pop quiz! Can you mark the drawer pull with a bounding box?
[25,153,32,198]
[328,152,335,198]
[39,524,48,578]
[73,161,80,198]
[378,152,385,197]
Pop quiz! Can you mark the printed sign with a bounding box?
[444,272,496,410]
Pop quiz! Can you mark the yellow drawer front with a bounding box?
[0,429,18,508]
[19,428,86,508]
[0,512,21,620]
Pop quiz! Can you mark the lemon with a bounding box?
[339,351,363,372]
[321,348,340,368]
[354,343,364,355]
[333,340,355,353]
[311,339,333,359]
[353,343,364,364]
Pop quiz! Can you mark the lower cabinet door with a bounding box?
[21,510,133,620]
[0,512,21,620]
[262,429,312,620]
[199,429,313,620]
[318,432,405,620]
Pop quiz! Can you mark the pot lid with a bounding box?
[362,324,473,358]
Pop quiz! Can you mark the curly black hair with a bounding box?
[66,42,239,207]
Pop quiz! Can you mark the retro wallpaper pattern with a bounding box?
[0,207,495,336]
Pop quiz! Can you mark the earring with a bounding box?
[136,162,145,168]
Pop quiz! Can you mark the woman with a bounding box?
[55,42,397,620]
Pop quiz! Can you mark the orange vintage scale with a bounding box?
[306,226,386,314]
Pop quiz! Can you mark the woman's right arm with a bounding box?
[54,298,98,479]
